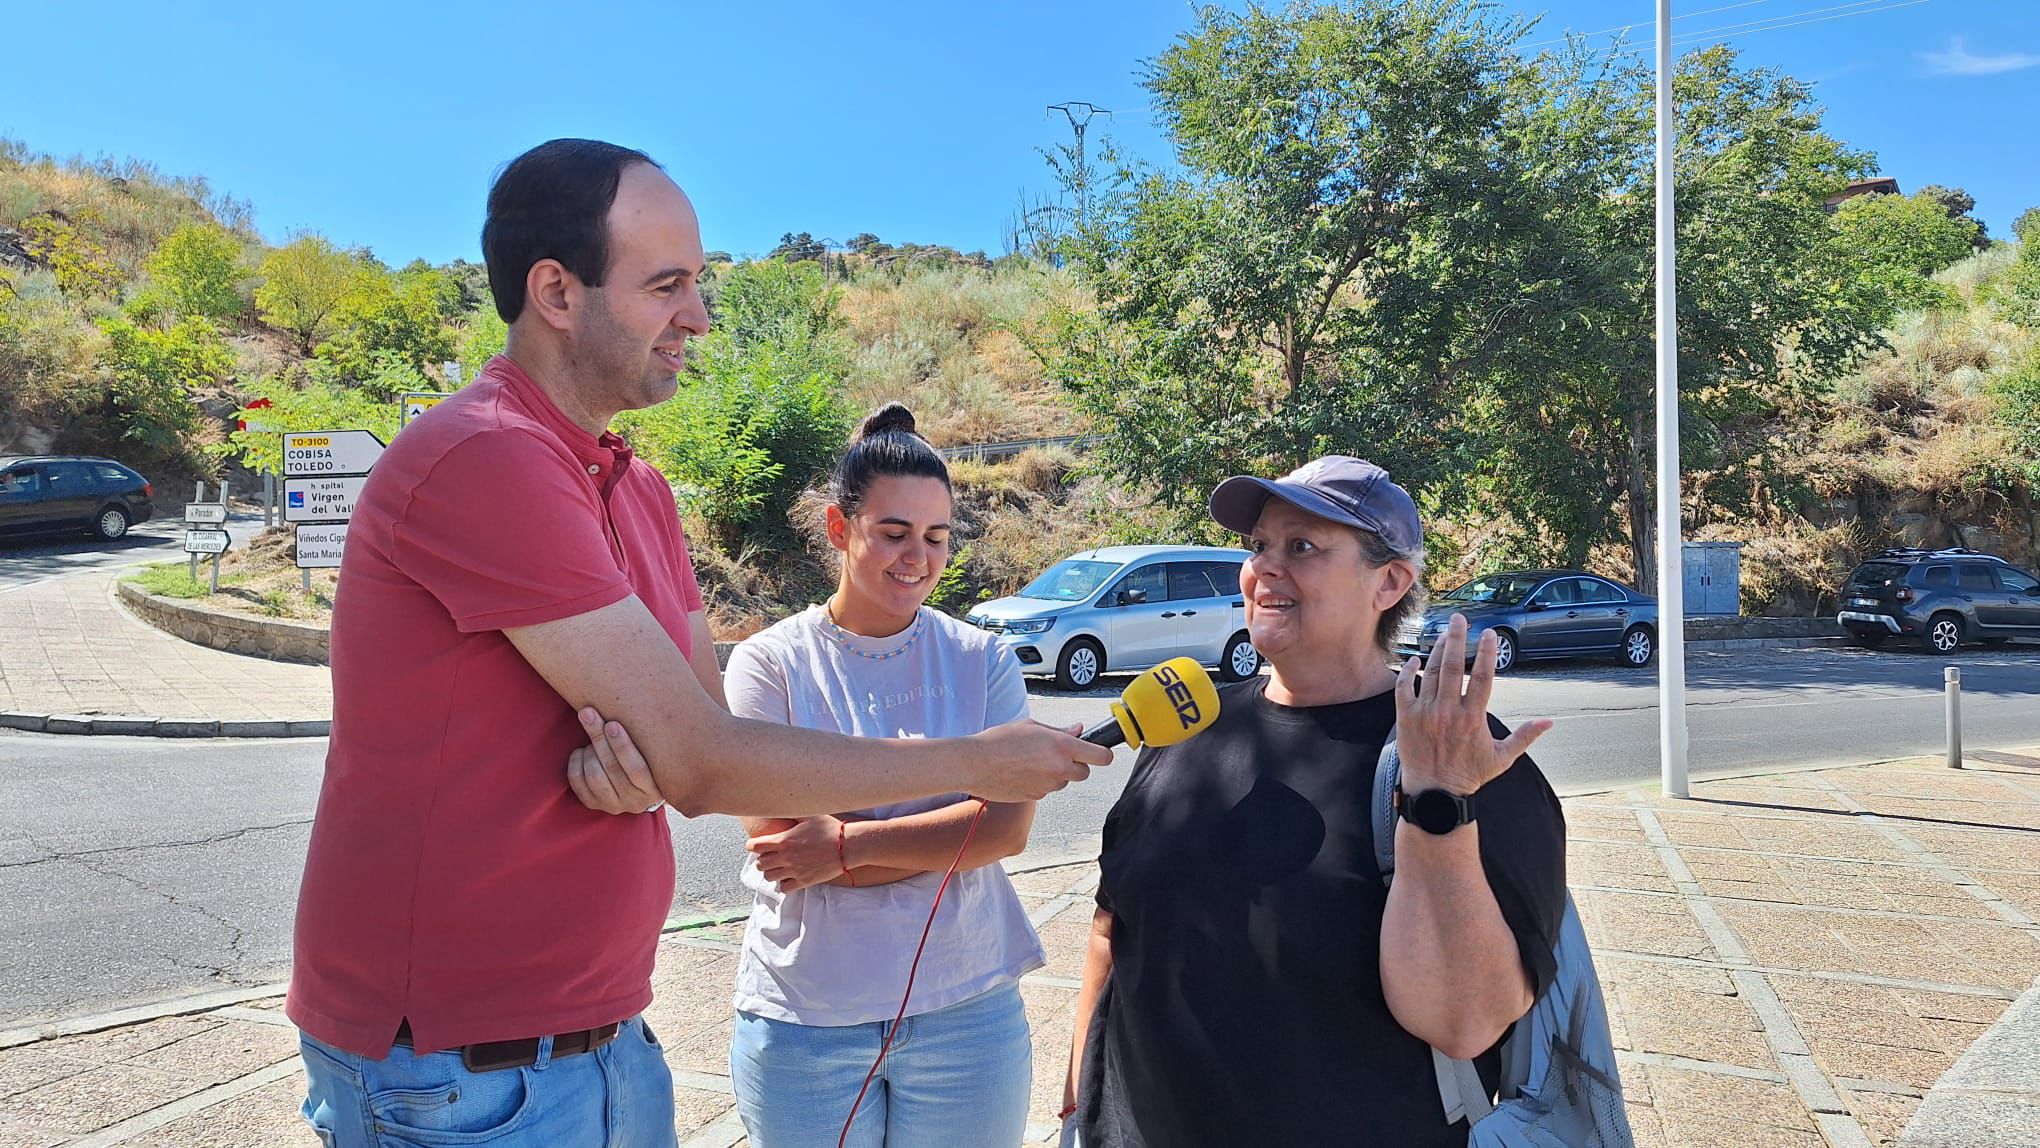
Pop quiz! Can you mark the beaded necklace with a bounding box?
[821,603,925,662]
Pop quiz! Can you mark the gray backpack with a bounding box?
[1371,735,1634,1148]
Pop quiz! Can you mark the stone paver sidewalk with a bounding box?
[0,573,330,727]
[2,753,2036,1146]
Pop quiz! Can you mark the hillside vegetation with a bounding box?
[5,1,2038,636]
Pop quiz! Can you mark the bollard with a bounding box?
[1945,666,1962,769]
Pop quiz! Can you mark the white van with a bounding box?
[965,545,1261,690]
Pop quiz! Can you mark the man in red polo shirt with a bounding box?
[288,140,1111,1147]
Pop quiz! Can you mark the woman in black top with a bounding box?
[1062,456,1567,1147]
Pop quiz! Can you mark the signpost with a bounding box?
[401,392,453,428]
[284,429,382,590]
[182,485,231,592]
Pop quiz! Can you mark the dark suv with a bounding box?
[0,456,155,541]
[1838,548,2040,654]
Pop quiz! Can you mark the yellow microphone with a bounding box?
[1080,657,1221,749]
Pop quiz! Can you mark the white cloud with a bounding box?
[1921,36,2040,76]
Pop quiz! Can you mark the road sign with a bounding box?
[284,475,367,523]
[401,392,453,427]
[295,524,348,569]
[183,529,230,555]
[283,430,385,478]
[183,503,227,525]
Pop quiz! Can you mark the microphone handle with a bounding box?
[1080,716,1125,748]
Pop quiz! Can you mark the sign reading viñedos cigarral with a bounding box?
[295,524,348,569]
[282,430,385,478]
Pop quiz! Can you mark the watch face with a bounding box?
[1409,788,1464,835]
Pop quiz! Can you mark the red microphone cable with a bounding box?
[838,797,990,1148]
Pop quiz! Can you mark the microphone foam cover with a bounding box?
[1116,657,1220,748]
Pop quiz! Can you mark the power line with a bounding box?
[1588,0,1932,59]
[1522,0,1776,50]
[1669,0,1911,43]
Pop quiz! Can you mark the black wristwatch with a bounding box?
[1394,784,1478,835]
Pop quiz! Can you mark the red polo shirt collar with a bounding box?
[488,355,636,490]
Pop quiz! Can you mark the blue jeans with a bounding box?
[299,1017,677,1147]
[729,982,1032,1148]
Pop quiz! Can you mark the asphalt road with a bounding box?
[0,507,269,594]
[3,643,2036,1029]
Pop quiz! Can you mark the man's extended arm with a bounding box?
[508,595,1108,816]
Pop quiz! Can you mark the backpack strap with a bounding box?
[1373,731,1496,1127]
[1370,732,1401,885]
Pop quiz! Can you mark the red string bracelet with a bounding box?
[837,819,857,887]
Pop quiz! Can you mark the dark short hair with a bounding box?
[481,139,657,323]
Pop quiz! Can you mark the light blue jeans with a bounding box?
[729,983,1032,1148]
[299,1017,677,1147]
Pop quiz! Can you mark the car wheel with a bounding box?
[94,505,130,540]
[1491,629,1518,674]
[1620,625,1656,668]
[1056,639,1104,691]
[1218,632,1260,682]
[1923,613,1963,655]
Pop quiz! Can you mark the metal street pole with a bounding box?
[1656,0,1690,799]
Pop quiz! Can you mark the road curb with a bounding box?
[0,711,329,738]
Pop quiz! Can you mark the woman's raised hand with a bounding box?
[1393,614,1552,796]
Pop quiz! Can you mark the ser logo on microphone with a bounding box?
[1154,665,1202,730]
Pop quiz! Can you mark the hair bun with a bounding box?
[857,402,918,441]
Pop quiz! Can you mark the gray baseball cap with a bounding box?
[1208,456,1423,554]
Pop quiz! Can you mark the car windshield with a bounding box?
[1441,574,1545,605]
[1849,562,1907,587]
[1018,559,1122,602]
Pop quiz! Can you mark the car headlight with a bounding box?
[1005,618,1054,635]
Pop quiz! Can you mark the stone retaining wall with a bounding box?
[115,581,332,666]
[1683,615,1842,641]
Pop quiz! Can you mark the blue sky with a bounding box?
[3,0,2034,266]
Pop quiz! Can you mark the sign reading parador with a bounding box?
[282,430,386,478]
[295,524,348,569]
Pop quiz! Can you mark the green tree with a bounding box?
[1830,191,1980,311]
[19,212,122,300]
[1992,348,2040,486]
[1047,0,1539,539]
[316,263,459,382]
[621,257,852,550]
[96,316,234,449]
[1455,46,1889,587]
[256,234,362,353]
[1914,184,1990,246]
[1988,203,2040,328]
[144,222,247,321]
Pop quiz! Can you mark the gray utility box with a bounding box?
[1682,541,1742,617]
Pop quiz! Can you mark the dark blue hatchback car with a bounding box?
[1393,569,1660,673]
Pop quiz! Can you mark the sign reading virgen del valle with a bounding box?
[282,430,384,571]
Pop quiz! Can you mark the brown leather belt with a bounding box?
[394,1018,624,1073]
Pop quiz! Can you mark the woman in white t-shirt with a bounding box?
[712,403,1043,1146]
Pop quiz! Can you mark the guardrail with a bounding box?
[936,434,1099,462]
